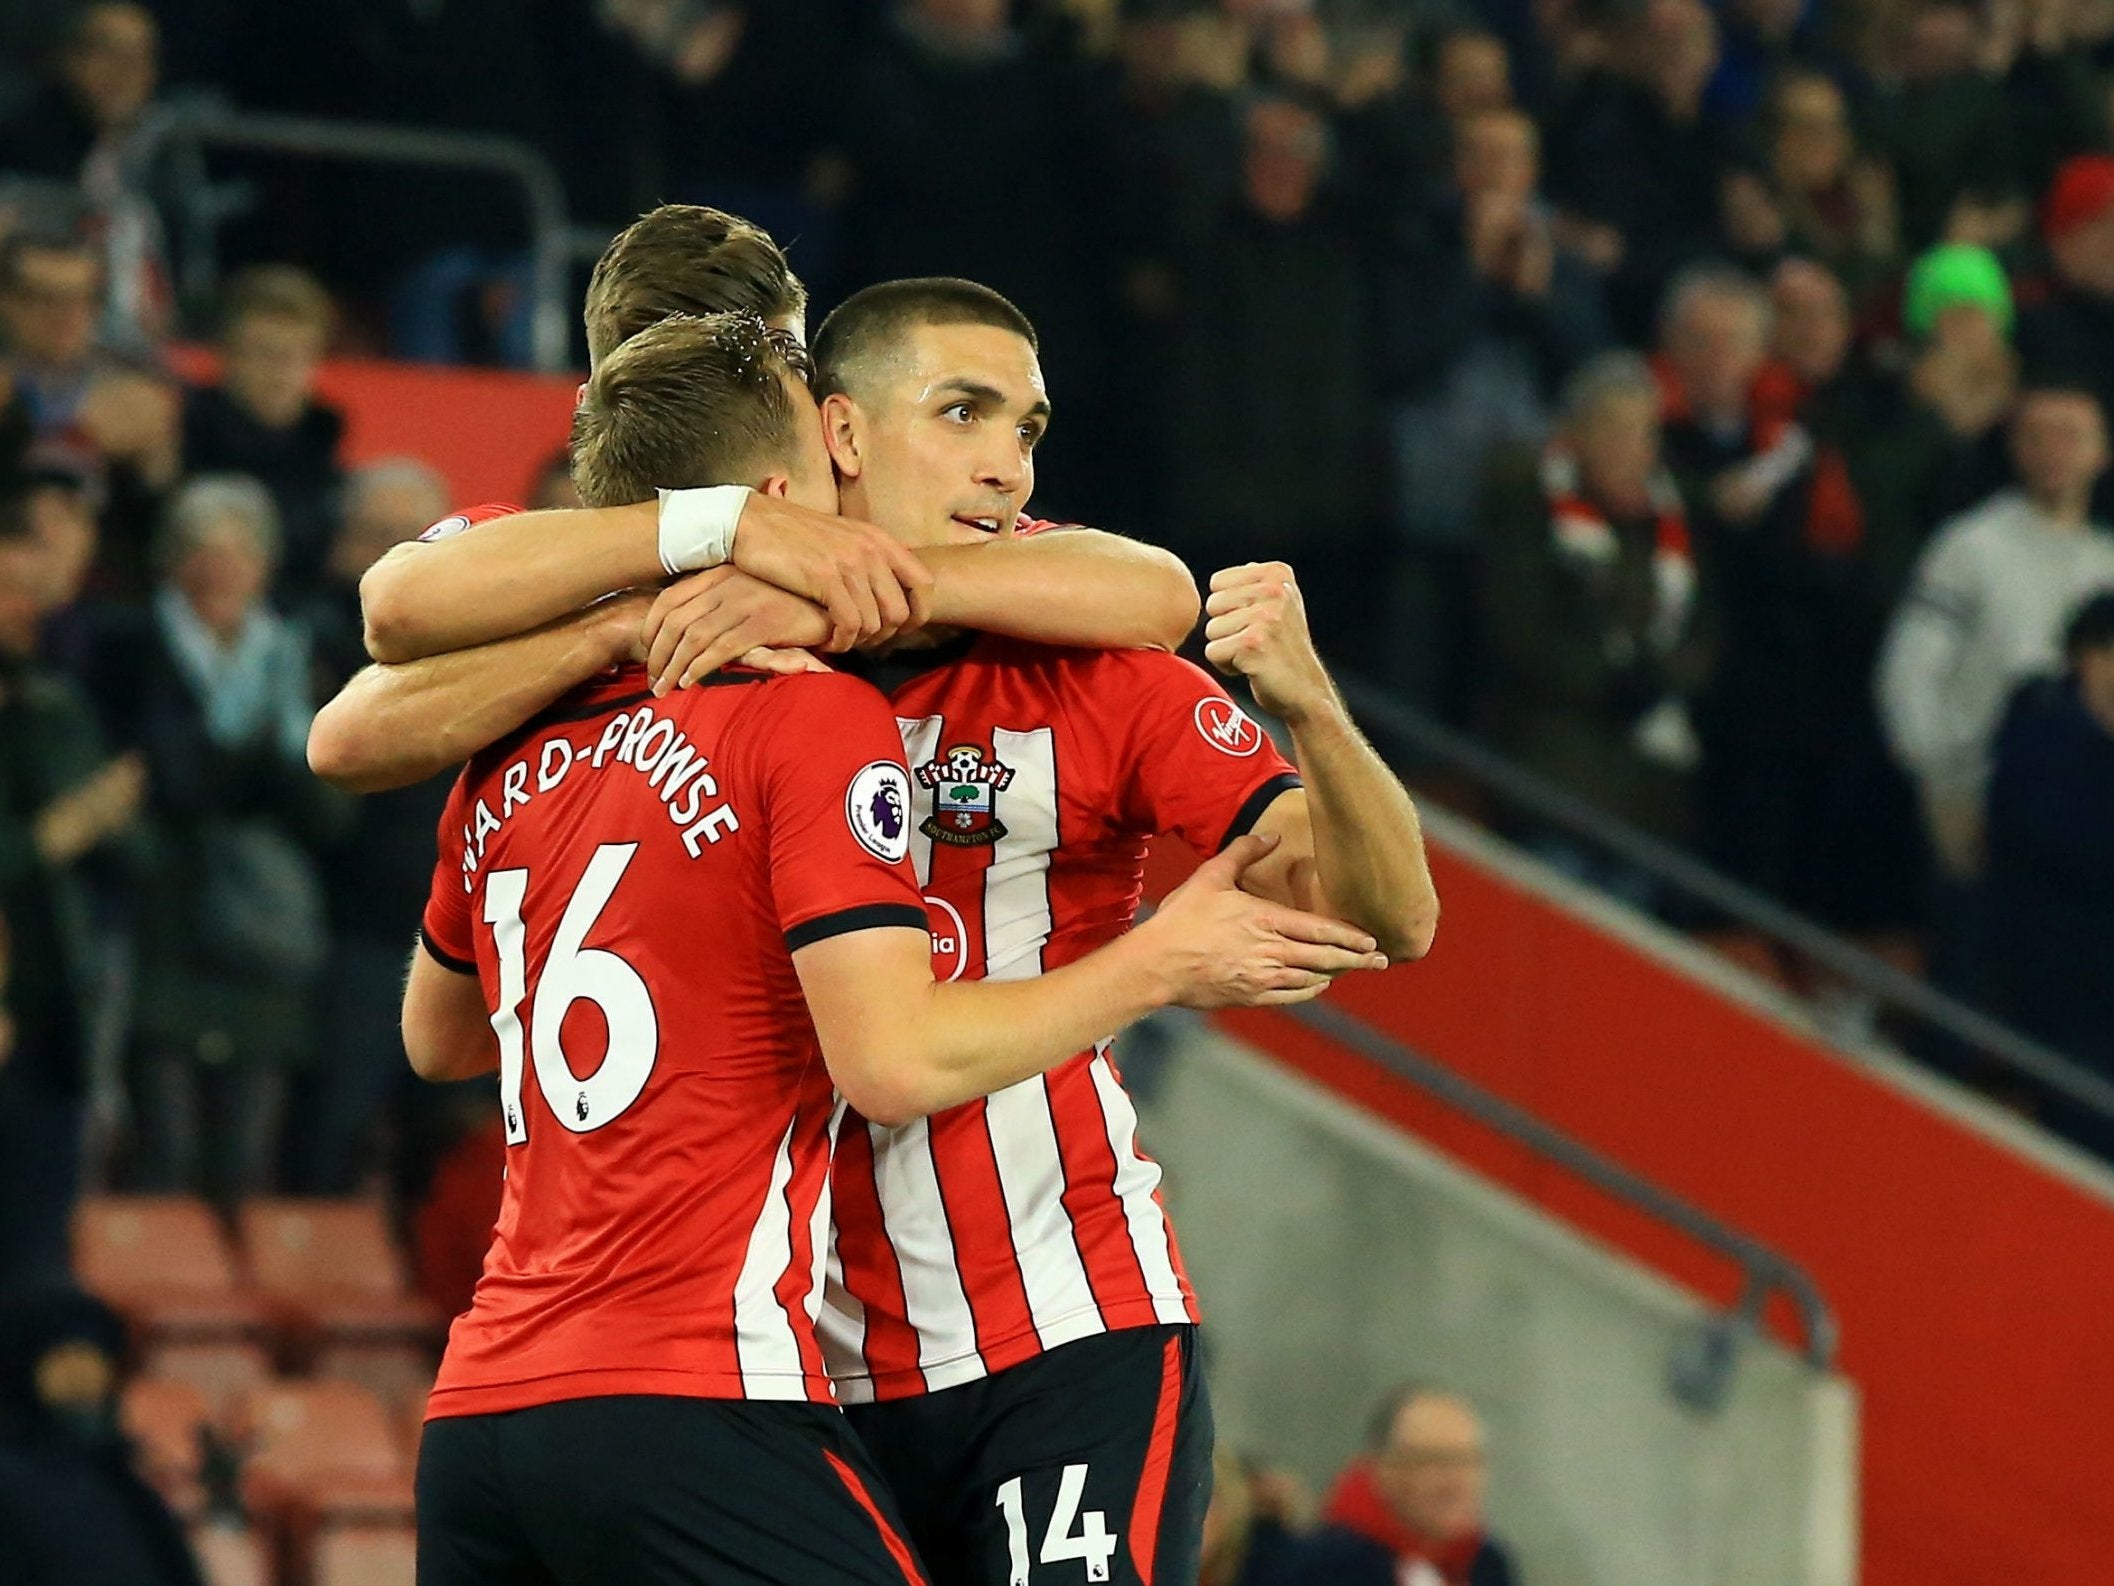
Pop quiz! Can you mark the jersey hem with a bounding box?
[830,1292,1197,1405]
[425,1364,832,1419]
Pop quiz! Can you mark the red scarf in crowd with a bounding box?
[1321,1459,1488,1586]
[1541,444,1696,657]
[1652,355,1864,556]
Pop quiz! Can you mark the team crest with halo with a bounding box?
[915,743,1016,847]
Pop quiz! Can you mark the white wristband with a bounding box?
[656,485,751,575]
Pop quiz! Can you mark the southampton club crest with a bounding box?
[915,743,1016,847]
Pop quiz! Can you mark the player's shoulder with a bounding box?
[709,666,897,743]
[417,501,520,543]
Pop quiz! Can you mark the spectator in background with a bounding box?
[1987,592,2114,1133]
[1875,0,2018,253]
[289,459,454,1195]
[1272,1384,1518,1586]
[1476,353,1710,892]
[0,497,142,1296]
[88,476,340,1205]
[1877,385,2114,883]
[1200,1446,1298,1586]
[2016,155,2114,437]
[0,229,179,593]
[0,3,172,349]
[1168,94,1377,663]
[19,449,108,679]
[181,266,345,605]
[1547,0,1730,340]
[1380,105,1609,715]
[1722,71,1900,304]
[1656,264,1871,918]
[528,446,581,512]
[1859,242,2018,598]
[1985,590,2114,1149]
[0,1284,204,1586]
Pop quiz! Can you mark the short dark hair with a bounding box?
[2065,589,2114,660]
[812,277,1038,400]
[584,206,808,367]
[570,312,813,509]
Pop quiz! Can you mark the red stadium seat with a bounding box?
[189,1523,272,1586]
[121,1376,210,1514]
[240,1380,415,1524]
[311,1522,418,1586]
[144,1340,275,1423]
[316,1340,439,1431]
[238,1200,445,1349]
[73,1196,269,1341]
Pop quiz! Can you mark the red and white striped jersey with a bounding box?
[420,665,925,1418]
[823,636,1301,1403]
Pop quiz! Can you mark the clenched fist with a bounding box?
[1203,562,1336,725]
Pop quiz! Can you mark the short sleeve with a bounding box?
[419,771,478,974]
[755,674,927,950]
[419,502,522,544]
[1114,653,1301,855]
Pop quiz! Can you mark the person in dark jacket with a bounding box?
[1268,1384,1518,1586]
[0,496,142,1295]
[1985,590,2114,1153]
[1476,352,1711,898]
[0,1284,205,1586]
[180,266,345,606]
[82,475,342,1205]
[286,459,454,1195]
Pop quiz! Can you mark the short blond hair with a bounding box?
[583,206,807,368]
[220,264,334,340]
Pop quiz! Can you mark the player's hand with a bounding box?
[642,567,834,694]
[731,494,933,652]
[1142,832,1386,1008]
[1203,563,1336,726]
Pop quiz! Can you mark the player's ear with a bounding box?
[755,473,794,499]
[820,393,864,480]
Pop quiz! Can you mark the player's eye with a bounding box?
[1019,421,1045,449]
[940,401,975,424]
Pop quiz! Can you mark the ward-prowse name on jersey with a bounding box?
[452,698,745,892]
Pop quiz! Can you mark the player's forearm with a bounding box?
[918,531,1200,651]
[868,935,1173,1122]
[311,609,628,793]
[361,503,662,663]
[1287,700,1439,962]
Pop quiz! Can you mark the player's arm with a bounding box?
[359,491,930,664]
[309,595,650,793]
[1204,563,1439,963]
[401,941,497,1082]
[641,528,1200,693]
[794,832,1386,1126]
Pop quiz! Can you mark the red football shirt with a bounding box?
[420,664,924,1417]
[823,637,1301,1403]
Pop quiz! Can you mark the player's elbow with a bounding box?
[1138,548,1201,650]
[306,699,386,794]
[1378,901,1438,965]
[359,553,426,664]
[826,1046,948,1127]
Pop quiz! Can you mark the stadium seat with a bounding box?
[237,1200,445,1349]
[240,1380,415,1524]
[189,1522,272,1586]
[311,1522,418,1586]
[122,1376,210,1514]
[74,1196,269,1341]
[317,1340,439,1431]
[145,1340,275,1423]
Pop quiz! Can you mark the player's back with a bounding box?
[421,663,923,1418]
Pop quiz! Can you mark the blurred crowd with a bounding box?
[1,0,2112,1294]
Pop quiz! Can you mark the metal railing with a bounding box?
[134,99,574,371]
[1280,996,1839,1408]
[1333,671,2114,1130]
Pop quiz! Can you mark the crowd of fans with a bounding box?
[0,0,2109,1243]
